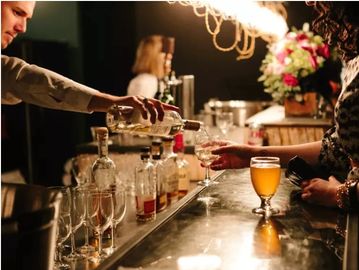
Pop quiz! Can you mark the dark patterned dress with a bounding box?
[319,56,359,182]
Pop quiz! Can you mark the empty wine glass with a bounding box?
[65,187,86,261]
[48,186,72,270]
[107,183,127,254]
[87,191,113,262]
[250,157,281,217]
[216,111,233,138]
[194,130,219,186]
[77,183,97,255]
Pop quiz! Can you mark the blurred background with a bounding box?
[1,1,315,186]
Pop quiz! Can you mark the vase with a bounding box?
[284,92,317,117]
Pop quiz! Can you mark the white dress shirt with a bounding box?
[1,55,99,113]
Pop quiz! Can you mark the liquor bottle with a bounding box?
[106,105,202,138]
[91,127,116,190]
[161,75,175,105]
[135,147,156,222]
[151,141,167,212]
[154,78,163,101]
[162,137,179,205]
[90,127,116,246]
[174,133,190,199]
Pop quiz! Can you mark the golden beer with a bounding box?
[250,163,280,197]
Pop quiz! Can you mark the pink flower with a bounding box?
[276,51,287,64]
[317,44,330,59]
[309,55,318,69]
[283,74,299,87]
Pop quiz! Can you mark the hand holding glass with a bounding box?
[250,157,280,216]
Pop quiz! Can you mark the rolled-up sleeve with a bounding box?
[1,55,100,113]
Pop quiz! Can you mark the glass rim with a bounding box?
[251,156,280,162]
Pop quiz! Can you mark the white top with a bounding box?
[1,55,99,113]
[127,73,158,98]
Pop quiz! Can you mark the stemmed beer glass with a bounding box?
[250,157,281,217]
[194,130,219,186]
[87,191,114,262]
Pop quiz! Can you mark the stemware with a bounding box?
[48,186,72,270]
[107,184,127,254]
[87,191,114,262]
[250,156,281,217]
[194,131,219,186]
[215,111,233,138]
[65,187,86,261]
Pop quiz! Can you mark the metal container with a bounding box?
[173,75,195,120]
[204,100,271,127]
[1,183,62,270]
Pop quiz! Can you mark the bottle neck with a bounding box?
[162,142,174,156]
[97,137,109,158]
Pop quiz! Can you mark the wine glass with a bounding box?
[77,183,97,255]
[216,111,233,138]
[194,131,219,186]
[48,186,72,270]
[87,191,114,262]
[65,187,86,261]
[250,156,281,217]
[107,184,127,254]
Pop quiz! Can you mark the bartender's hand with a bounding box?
[88,93,179,124]
[210,144,257,170]
[300,176,341,207]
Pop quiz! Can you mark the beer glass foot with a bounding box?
[198,179,218,186]
[252,206,279,217]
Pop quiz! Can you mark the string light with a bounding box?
[168,1,288,60]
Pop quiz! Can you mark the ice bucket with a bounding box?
[1,183,62,270]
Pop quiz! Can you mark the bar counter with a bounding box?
[72,168,357,270]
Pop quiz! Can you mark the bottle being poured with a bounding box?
[106,105,202,138]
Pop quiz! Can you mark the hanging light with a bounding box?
[168,1,288,60]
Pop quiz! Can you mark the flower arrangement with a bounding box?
[258,23,331,103]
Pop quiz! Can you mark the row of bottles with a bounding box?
[135,133,190,222]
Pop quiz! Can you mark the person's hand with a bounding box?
[300,176,341,207]
[210,144,257,170]
[115,95,179,124]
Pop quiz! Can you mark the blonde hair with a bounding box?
[132,35,164,78]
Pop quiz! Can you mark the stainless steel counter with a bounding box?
[68,168,357,270]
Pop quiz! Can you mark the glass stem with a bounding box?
[84,224,89,246]
[70,231,76,255]
[205,166,210,181]
[111,223,115,249]
[98,231,103,256]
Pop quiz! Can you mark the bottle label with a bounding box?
[178,168,189,191]
[136,195,156,215]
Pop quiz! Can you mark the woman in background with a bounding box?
[127,35,173,98]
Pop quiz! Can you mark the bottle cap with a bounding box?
[162,137,174,142]
[96,127,109,139]
[140,147,150,159]
[183,120,202,131]
[140,147,151,153]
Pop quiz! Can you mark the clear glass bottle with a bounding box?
[151,141,167,212]
[106,105,202,137]
[174,133,190,199]
[135,147,156,222]
[162,137,179,205]
[91,127,116,190]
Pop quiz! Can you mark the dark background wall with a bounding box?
[1,1,316,185]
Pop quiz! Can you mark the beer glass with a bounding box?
[250,157,280,216]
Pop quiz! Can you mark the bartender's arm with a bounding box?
[1,55,178,122]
